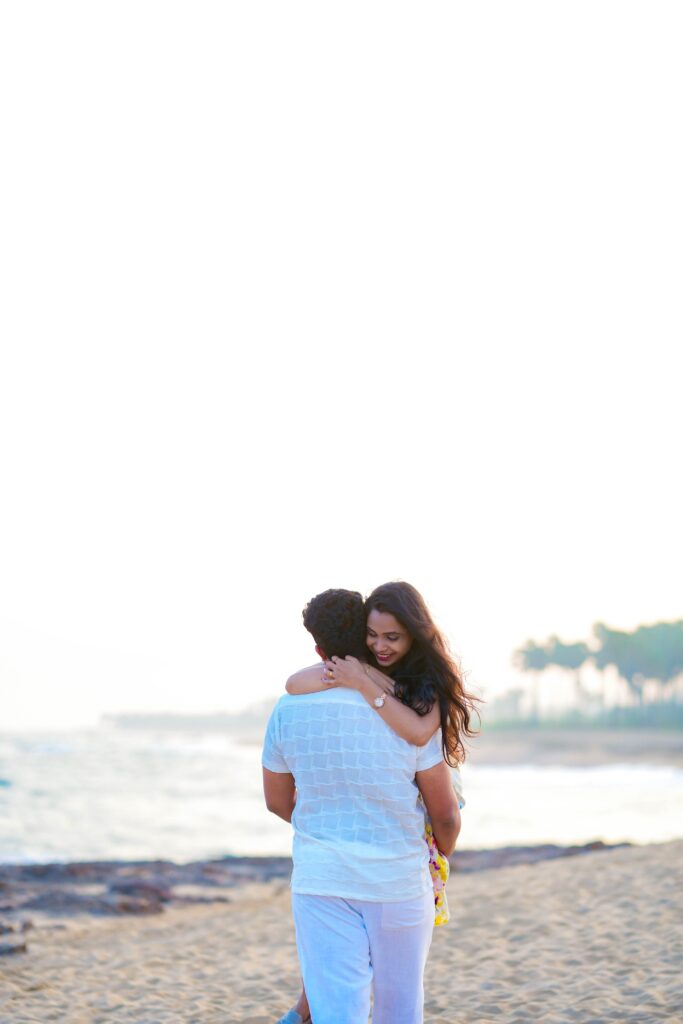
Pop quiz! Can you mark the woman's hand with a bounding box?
[361,663,395,696]
[324,657,396,696]
[324,656,369,692]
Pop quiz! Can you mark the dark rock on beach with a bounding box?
[0,918,31,935]
[0,843,627,936]
[19,890,165,916]
[0,941,28,955]
[0,856,277,925]
[450,840,630,873]
[109,880,173,903]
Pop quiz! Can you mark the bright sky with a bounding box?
[1,2,681,730]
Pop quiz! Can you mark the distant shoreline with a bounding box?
[465,726,683,767]
[230,724,683,768]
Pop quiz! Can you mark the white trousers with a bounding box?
[291,890,434,1024]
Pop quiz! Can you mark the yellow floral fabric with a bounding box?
[424,821,450,926]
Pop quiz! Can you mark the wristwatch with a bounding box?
[373,694,386,709]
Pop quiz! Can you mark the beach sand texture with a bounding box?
[1,841,682,1024]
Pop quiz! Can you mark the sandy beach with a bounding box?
[1,840,682,1024]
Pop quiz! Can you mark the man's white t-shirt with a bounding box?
[262,689,444,902]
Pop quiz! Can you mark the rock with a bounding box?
[65,863,99,878]
[27,864,51,878]
[111,895,163,914]
[20,890,163,916]
[109,881,173,902]
[0,942,28,956]
[19,891,114,915]
[0,922,15,935]
[450,841,631,873]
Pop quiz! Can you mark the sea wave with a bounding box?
[1,727,682,864]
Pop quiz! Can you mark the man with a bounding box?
[262,589,460,1024]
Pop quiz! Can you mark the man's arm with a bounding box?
[415,760,461,856]
[263,768,296,822]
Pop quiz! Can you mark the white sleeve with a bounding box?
[415,729,444,772]
[261,704,290,773]
[451,765,466,808]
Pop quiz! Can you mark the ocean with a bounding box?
[1,727,682,864]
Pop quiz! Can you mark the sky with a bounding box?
[1,2,681,730]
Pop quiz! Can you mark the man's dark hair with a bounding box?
[302,589,367,660]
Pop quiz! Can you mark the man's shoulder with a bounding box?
[275,689,367,709]
[268,690,374,731]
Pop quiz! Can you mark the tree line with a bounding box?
[513,619,683,705]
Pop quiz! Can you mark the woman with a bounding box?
[276,581,479,1024]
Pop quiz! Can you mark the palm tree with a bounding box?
[513,620,683,722]
[512,640,551,720]
[593,620,683,704]
[544,636,591,708]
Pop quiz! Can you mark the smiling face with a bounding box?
[366,609,413,670]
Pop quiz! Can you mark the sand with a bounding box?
[1,841,682,1024]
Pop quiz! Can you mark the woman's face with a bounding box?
[366,609,413,670]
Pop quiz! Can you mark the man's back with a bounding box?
[262,688,443,901]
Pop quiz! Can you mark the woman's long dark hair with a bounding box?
[365,581,480,766]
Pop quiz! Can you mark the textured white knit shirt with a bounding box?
[262,689,444,901]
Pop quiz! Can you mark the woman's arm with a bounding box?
[327,657,440,746]
[286,663,329,694]
[415,760,461,855]
[286,658,440,746]
[286,661,394,696]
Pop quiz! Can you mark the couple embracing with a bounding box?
[262,581,478,1024]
